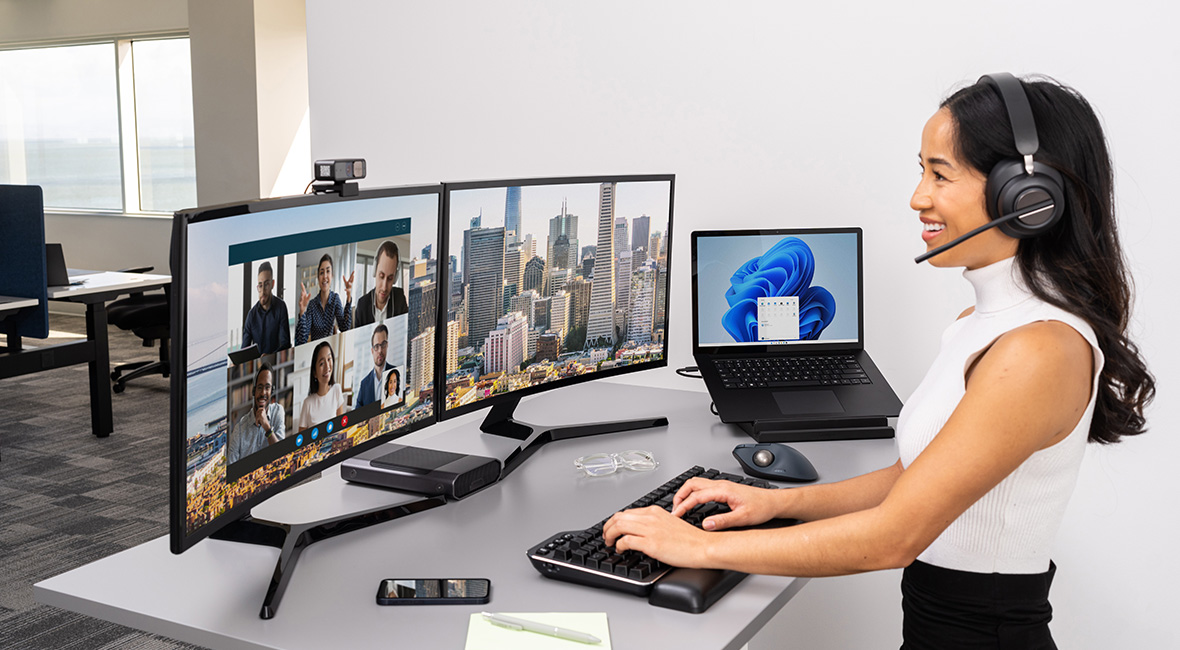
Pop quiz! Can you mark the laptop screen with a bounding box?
[692,228,862,350]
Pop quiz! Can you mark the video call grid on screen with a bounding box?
[182,192,438,535]
[442,178,672,416]
[694,231,860,347]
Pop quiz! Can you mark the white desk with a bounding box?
[0,295,41,380]
[0,295,39,312]
[47,270,170,301]
[36,382,898,649]
[0,270,171,437]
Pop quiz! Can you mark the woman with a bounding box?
[298,340,346,429]
[295,253,353,345]
[603,74,1154,648]
[383,368,402,407]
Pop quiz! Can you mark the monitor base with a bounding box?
[736,417,893,442]
[480,396,669,479]
[209,494,446,619]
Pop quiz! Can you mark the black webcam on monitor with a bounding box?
[312,158,366,196]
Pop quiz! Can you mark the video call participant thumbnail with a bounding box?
[356,324,393,408]
[227,362,285,464]
[354,240,407,327]
[298,340,345,429]
[382,368,402,408]
[241,261,291,354]
[296,253,352,345]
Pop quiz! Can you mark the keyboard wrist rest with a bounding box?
[648,567,748,613]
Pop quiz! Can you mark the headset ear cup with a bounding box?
[985,160,1066,238]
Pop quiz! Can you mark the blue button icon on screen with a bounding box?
[311,427,319,440]
[327,421,334,434]
[295,434,303,447]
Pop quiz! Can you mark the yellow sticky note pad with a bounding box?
[465,612,611,649]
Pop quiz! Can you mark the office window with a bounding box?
[0,44,122,210]
[0,36,196,214]
[132,38,196,213]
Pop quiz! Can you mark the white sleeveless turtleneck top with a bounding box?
[896,256,1104,574]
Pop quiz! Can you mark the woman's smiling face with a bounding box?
[911,108,1017,269]
[317,259,333,292]
[315,346,333,383]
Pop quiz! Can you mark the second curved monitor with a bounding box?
[439,175,675,420]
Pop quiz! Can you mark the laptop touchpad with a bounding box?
[773,390,845,415]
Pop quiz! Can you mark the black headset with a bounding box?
[914,73,1067,263]
[977,72,1066,238]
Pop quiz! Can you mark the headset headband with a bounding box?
[979,73,1039,174]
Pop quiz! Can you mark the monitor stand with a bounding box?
[479,395,669,479]
[209,494,445,619]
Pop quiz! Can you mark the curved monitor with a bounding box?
[438,175,674,424]
[169,184,442,554]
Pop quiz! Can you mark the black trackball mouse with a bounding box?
[732,443,818,482]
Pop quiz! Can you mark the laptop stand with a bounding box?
[736,416,893,443]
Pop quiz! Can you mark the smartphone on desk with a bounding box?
[376,578,491,605]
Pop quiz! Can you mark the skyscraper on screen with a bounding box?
[586,182,617,346]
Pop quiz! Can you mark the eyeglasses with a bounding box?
[371,341,388,351]
[256,280,273,290]
[574,450,658,477]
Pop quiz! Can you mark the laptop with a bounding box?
[691,227,903,442]
[228,344,261,366]
[45,243,83,287]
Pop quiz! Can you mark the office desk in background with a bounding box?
[0,295,40,314]
[0,270,171,437]
[35,382,899,649]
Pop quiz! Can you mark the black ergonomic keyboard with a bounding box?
[526,466,789,613]
[714,354,871,389]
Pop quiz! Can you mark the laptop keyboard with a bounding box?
[714,354,871,389]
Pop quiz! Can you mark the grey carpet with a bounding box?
[1,313,207,650]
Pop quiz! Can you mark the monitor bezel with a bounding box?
[169,183,444,554]
[437,174,675,423]
[690,226,865,356]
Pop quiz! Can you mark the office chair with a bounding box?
[107,267,170,393]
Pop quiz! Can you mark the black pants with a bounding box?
[901,560,1057,650]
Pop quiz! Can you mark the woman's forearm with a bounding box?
[775,460,902,522]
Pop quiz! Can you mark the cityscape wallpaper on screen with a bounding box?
[444,180,671,412]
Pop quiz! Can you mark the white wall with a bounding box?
[306,1,1178,647]
[189,0,311,207]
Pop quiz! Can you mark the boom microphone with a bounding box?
[913,199,1055,264]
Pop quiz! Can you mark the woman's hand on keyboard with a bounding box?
[671,478,777,531]
[602,506,709,568]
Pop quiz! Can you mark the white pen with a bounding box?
[482,612,602,645]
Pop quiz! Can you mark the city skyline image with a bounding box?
[444,179,672,413]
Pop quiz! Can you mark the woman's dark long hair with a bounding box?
[308,341,335,395]
[941,76,1154,443]
[385,369,400,396]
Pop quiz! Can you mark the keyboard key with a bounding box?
[630,563,652,580]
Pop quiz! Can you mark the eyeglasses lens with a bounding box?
[617,450,658,471]
[575,453,618,477]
